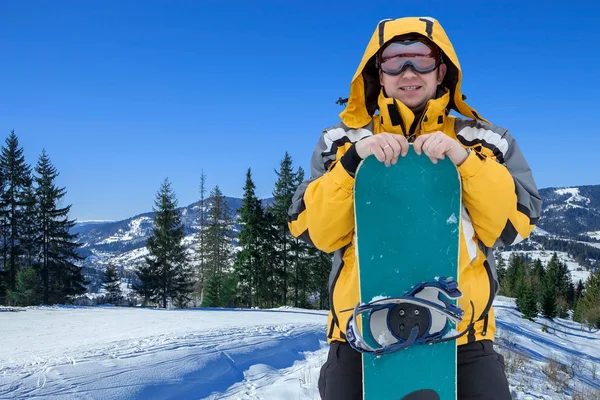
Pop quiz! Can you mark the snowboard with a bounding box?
[352,144,463,400]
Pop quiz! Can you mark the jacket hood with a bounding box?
[339,16,488,129]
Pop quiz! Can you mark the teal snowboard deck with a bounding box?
[353,145,462,400]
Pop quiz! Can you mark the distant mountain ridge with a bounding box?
[535,185,600,237]
[74,185,599,289]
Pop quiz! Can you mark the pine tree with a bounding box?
[202,272,221,307]
[136,178,193,308]
[290,234,309,307]
[540,270,558,320]
[20,185,38,270]
[102,264,123,304]
[308,246,332,310]
[580,268,600,329]
[193,170,208,306]
[573,298,584,324]
[496,255,507,292]
[545,253,572,317]
[531,258,545,293]
[34,150,86,304]
[219,272,238,307]
[516,280,538,320]
[6,267,43,306]
[271,152,297,306]
[289,166,310,307]
[259,208,280,308]
[0,131,33,292]
[234,169,265,308]
[504,253,526,297]
[201,185,235,307]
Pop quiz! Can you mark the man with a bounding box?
[287,16,541,399]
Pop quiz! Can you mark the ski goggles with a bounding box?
[378,40,441,75]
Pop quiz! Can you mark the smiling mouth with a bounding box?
[400,86,421,91]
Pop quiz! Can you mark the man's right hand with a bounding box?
[355,133,410,167]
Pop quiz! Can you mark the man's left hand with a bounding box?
[413,132,469,166]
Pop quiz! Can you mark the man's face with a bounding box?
[378,40,447,113]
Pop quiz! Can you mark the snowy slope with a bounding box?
[0,306,326,400]
[493,296,600,399]
[550,188,590,211]
[1,300,599,400]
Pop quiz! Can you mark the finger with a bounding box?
[424,137,440,157]
[423,137,441,158]
[432,141,448,160]
[382,137,402,165]
[371,143,386,163]
[391,135,410,157]
[380,142,394,166]
[412,134,429,155]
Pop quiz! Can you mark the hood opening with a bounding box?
[339,17,488,129]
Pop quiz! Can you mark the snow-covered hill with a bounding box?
[1,299,598,399]
[537,185,600,237]
[74,197,265,276]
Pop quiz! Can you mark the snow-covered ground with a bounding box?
[0,306,327,400]
[1,299,599,400]
[493,296,600,399]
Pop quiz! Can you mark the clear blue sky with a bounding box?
[1,1,598,221]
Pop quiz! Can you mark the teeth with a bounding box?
[401,86,419,90]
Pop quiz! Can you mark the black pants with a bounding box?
[318,340,511,400]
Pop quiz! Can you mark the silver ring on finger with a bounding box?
[383,145,391,150]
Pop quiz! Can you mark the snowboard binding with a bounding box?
[345,277,474,357]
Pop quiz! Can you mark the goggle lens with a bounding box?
[380,41,439,75]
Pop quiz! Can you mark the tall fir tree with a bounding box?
[193,170,208,306]
[102,263,123,304]
[540,269,559,319]
[496,255,507,292]
[516,280,538,320]
[531,258,545,294]
[35,150,86,304]
[271,152,297,306]
[201,185,235,307]
[504,253,526,297]
[234,169,265,308]
[0,131,34,292]
[205,185,234,276]
[136,178,193,308]
[545,253,572,316]
[259,208,280,308]
[289,166,310,307]
[579,268,600,328]
[20,185,39,270]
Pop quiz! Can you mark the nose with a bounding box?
[400,66,418,78]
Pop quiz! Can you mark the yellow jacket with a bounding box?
[288,17,542,346]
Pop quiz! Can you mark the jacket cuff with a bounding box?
[457,150,485,180]
[340,144,362,175]
[326,159,356,194]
